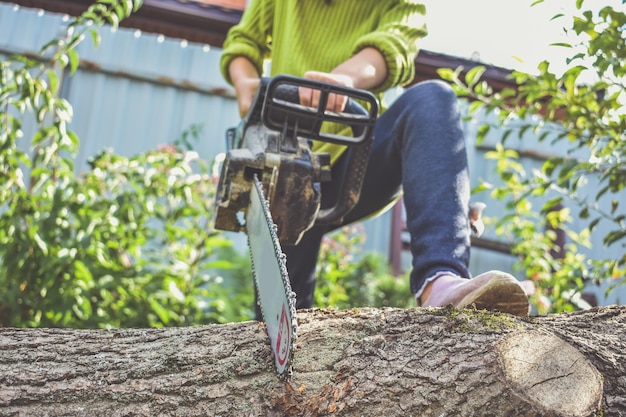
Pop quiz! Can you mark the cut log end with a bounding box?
[498,331,603,416]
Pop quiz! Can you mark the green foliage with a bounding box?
[1,0,403,329]
[0,0,255,327]
[439,0,625,313]
[315,224,413,310]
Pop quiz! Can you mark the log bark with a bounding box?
[1,306,624,417]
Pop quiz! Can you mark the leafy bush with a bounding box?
[315,224,413,310]
[0,133,257,327]
[439,0,625,313]
[0,0,255,327]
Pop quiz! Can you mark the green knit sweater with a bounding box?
[220,0,428,162]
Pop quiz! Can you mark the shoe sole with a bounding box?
[456,272,530,317]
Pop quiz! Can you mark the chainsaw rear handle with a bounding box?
[262,75,378,226]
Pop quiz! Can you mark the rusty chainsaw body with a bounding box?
[213,75,378,379]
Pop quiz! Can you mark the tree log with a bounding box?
[1,306,624,416]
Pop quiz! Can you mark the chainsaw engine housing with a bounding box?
[214,75,377,246]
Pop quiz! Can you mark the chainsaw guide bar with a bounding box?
[246,174,298,380]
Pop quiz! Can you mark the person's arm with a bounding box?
[228,56,261,118]
[351,1,427,93]
[299,47,387,112]
[220,0,274,117]
[300,0,427,112]
[332,47,388,91]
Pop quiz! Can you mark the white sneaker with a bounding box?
[420,270,530,317]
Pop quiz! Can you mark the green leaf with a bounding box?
[579,207,590,219]
[39,39,61,55]
[476,124,490,144]
[468,100,484,115]
[32,127,51,145]
[67,49,80,75]
[518,124,531,139]
[604,230,626,246]
[549,42,573,48]
[46,70,59,94]
[89,29,102,47]
[465,66,486,88]
[107,11,120,28]
[33,232,49,255]
[501,129,512,144]
[437,68,455,81]
[588,217,601,232]
[541,197,563,214]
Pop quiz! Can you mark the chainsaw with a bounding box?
[214,75,378,379]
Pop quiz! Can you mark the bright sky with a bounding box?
[419,0,623,76]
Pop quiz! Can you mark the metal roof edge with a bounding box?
[2,0,516,88]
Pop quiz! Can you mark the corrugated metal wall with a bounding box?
[2,2,623,306]
[1,2,240,171]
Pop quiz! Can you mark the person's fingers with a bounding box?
[327,92,336,111]
[302,71,352,112]
[238,100,250,118]
[329,92,348,113]
[234,78,260,118]
[298,86,316,108]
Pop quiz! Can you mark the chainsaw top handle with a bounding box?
[262,75,378,146]
[261,75,379,227]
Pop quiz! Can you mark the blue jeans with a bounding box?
[282,80,472,310]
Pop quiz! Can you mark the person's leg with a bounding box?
[343,80,471,291]
[274,80,528,318]
[272,166,345,316]
[281,225,328,309]
[342,80,529,316]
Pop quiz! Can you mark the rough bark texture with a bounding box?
[0,306,624,417]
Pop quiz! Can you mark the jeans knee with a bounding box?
[404,79,457,106]
[389,80,460,129]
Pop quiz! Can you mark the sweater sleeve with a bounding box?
[353,1,427,93]
[220,0,274,85]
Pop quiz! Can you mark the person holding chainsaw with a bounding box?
[220,0,530,317]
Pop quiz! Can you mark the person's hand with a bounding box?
[233,76,260,118]
[299,71,354,112]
